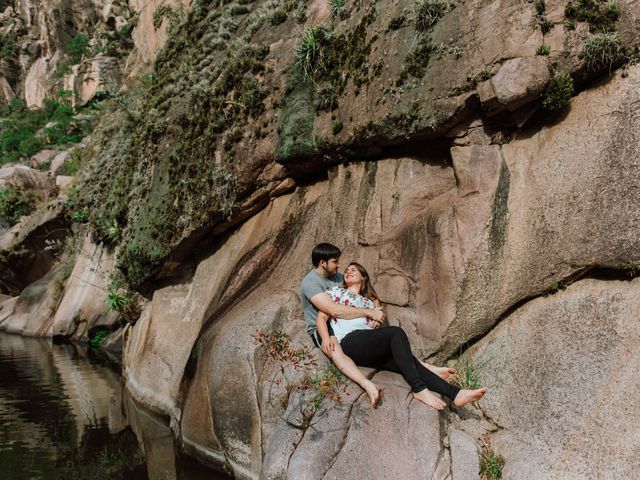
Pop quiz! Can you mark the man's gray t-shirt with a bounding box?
[300,270,344,335]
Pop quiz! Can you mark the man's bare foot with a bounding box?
[413,389,446,410]
[453,388,487,407]
[421,362,457,382]
[363,380,381,408]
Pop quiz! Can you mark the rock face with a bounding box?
[121,64,640,478]
[468,278,640,479]
[63,54,122,106]
[0,232,120,340]
[0,199,70,296]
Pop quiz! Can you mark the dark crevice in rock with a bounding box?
[317,394,361,480]
[443,266,638,361]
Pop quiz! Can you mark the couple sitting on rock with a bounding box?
[300,243,486,410]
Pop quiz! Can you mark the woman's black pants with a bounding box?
[340,326,460,400]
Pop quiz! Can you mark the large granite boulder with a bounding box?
[468,278,640,479]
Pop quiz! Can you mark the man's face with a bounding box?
[322,257,340,276]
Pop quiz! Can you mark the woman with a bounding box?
[316,262,486,410]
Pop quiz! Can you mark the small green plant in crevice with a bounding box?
[308,364,348,412]
[580,32,627,73]
[415,0,452,32]
[447,69,492,96]
[565,0,620,33]
[617,262,639,278]
[331,119,343,135]
[106,218,121,242]
[542,71,574,110]
[295,25,334,80]
[534,0,553,33]
[451,355,488,391]
[546,279,567,295]
[0,186,35,226]
[480,443,505,480]
[536,44,551,55]
[90,329,110,347]
[330,0,346,18]
[72,206,89,223]
[106,275,134,315]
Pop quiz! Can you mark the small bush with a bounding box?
[565,0,620,33]
[536,44,551,55]
[388,14,407,31]
[480,443,505,480]
[314,83,338,111]
[295,25,333,80]
[580,32,627,73]
[0,186,35,225]
[270,10,288,25]
[403,36,437,79]
[66,34,90,63]
[542,72,574,110]
[415,0,451,31]
[331,119,343,134]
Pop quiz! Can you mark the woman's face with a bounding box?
[344,264,364,286]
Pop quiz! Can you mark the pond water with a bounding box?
[0,332,232,480]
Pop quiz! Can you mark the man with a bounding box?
[300,243,385,406]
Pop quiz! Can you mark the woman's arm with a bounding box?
[316,310,334,358]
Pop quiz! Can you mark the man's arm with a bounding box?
[316,311,334,358]
[310,292,384,322]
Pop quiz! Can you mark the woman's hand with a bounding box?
[321,336,335,358]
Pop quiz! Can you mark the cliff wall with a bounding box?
[1,0,640,478]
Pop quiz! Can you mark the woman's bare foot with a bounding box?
[453,388,487,407]
[413,389,446,410]
[363,380,381,408]
[429,365,456,382]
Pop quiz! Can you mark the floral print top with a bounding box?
[325,285,374,342]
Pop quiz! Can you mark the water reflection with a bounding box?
[0,333,231,480]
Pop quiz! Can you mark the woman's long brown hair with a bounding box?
[344,262,380,304]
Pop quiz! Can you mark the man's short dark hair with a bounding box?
[312,243,341,267]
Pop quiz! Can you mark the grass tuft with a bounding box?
[536,44,550,56]
[580,32,627,73]
[415,0,452,31]
[295,25,333,80]
[480,443,505,480]
[542,71,574,110]
[451,355,488,391]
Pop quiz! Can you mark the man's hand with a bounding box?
[321,337,336,358]
[368,306,385,323]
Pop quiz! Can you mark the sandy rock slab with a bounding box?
[468,278,640,479]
